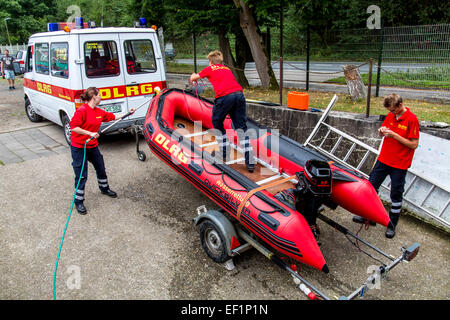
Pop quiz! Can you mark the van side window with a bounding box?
[84,41,120,77]
[51,42,69,78]
[25,45,33,73]
[123,40,157,74]
[35,43,49,75]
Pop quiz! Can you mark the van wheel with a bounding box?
[25,98,43,122]
[199,220,230,263]
[62,114,71,145]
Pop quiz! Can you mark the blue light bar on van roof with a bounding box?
[75,17,84,29]
[48,23,60,32]
[139,17,147,28]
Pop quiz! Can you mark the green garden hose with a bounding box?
[53,140,88,300]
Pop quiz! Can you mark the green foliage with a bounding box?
[0,0,135,44]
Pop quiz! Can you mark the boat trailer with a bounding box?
[193,205,420,300]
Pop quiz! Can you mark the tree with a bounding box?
[233,0,278,89]
[132,0,251,87]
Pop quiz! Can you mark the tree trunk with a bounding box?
[234,29,251,88]
[218,30,249,87]
[343,65,367,101]
[233,0,278,89]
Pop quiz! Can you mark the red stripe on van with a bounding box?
[23,79,167,102]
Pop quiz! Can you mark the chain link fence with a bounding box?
[309,24,450,91]
[0,44,27,55]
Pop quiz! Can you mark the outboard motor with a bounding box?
[274,159,336,243]
[294,160,333,243]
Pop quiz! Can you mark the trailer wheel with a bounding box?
[137,151,146,162]
[199,220,229,263]
[25,98,43,122]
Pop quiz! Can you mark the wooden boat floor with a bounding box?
[174,117,294,195]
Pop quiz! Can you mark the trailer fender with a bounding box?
[193,209,239,256]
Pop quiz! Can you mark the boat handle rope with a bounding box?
[236,175,296,221]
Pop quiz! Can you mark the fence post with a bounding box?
[193,32,197,74]
[375,19,384,97]
[279,0,284,105]
[366,58,373,118]
[306,24,310,91]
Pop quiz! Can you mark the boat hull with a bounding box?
[143,89,390,272]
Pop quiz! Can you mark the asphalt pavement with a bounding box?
[0,77,449,302]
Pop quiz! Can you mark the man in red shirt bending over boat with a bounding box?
[190,50,255,172]
[353,94,419,239]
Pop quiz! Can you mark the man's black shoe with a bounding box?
[385,226,396,238]
[101,189,117,198]
[75,202,87,215]
[247,164,255,173]
[352,216,376,226]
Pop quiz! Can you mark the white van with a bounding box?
[23,23,167,144]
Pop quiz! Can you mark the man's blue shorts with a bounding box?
[4,70,15,80]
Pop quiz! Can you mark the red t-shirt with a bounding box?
[198,64,242,99]
[70,104,115,148]
[377,107,420,169]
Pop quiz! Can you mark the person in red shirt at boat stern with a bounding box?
[69,87,136,215]
[353,94,419,239]
[189,50,255,172]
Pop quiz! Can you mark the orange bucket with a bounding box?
[288,91,309,110]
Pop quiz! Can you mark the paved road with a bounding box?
[176,59,439,73]
[167,73,450,104]
[0,77,449,302]
[174,59,450,102]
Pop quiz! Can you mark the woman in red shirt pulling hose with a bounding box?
[69,87,135,215]
[190,50,255,172]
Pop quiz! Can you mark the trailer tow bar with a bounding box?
[317,213,420,299]
[236,227,332,300]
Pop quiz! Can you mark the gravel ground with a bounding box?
[0,76,448,302]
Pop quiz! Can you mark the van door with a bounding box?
[80,33,127,117]
[23,43,39,114]
[29,38,53,118]
[118,31,166,122]
[49,39,72,125]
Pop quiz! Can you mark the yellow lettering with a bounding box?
[100,89,111,99]
[141,83,153,94]
[155,133,166,144]
[178,152,188,164]
[44,84,52,94]
[113,87,125,98]
[162,140,171,151]
[126,86,139,97]
[169,144,180,157]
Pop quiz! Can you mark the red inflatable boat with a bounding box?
[143,88,390,273]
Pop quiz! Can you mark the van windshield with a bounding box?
[124,40,157,74]
[85,41,120,77]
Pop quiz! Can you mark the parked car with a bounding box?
[0,52,22,75]
[15,50,27,74]
[165,43,176,60]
